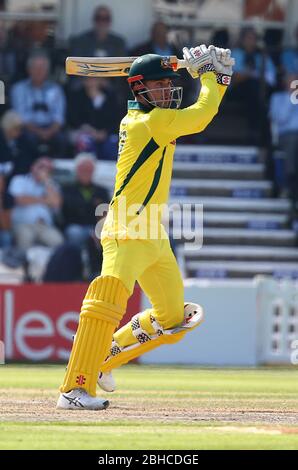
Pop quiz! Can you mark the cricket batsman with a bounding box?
[57,45,234,410]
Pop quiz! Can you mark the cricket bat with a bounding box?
[65,56,187,77]
[66,54,235,78]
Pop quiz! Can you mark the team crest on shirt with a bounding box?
[119,129,127,154]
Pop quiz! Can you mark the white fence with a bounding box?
[256,277,298,364]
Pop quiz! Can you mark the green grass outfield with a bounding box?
[0,364,298,450]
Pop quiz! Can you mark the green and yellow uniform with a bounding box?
[103,72,226,242]
[99,73,227,373]
[60,63,227,396]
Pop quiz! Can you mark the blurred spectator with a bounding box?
[0,20,18,87]
[264,28,284,71]
[62,153,109,278]
[131,21,178,57]
[68,77,119,160]
[230,27,276,141]
[130,21,194,107]
[6,19,58,80]
[68,5,127,112]
[0,110,38,180]
[232,27,276,87]
[4,22,30,83]
[269,74,298,215]
[244,0,285,21]
[69,5,126,58]
[10,52,66,157]
[25,21,57,66]
[8,157,63,250]
[0,174,13,248]
[62,153,109,246]
[282,25,298,75]
[43,243,83,282]
[210,28,230,49]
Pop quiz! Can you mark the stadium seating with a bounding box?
[171,145,298,280]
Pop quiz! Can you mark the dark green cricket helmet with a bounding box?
[127,54,183,109]
[128,54,180,84]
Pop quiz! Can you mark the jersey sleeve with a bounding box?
[148,72,225,145]
[217,83,228,102]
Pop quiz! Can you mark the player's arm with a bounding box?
[171,71,221,135]
[150,71,221,143]
[186,45,234,104]
[209,45,234,102]
[176,45,224,134]
[150,45,234,143]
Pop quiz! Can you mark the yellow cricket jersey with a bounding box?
[102,72,227,240]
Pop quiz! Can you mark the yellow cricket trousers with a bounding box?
[99,230,186,371]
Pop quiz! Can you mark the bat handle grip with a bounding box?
[175,57,235,71]
[175,59,187,71]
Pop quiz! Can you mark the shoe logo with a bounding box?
[63,395,84,408]
[76,375,86,386]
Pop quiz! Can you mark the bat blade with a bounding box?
[66,55,235,78]
[66,56,138,77]
[65,56,186,77]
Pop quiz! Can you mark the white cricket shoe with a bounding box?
[97,372,116,392]
[56,388,109,410]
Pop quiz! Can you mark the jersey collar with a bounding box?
[127,100,151,113]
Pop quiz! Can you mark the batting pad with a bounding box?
[100,314,188,374]
[60,276,129,396]
[100,303,204,373]
[100,327,187,374]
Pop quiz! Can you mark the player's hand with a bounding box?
[208,45,235,86]
[208,45,234,73]
[183,45,215,79]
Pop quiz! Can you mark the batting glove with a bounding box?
[208,45,235,86]
[183,45,215,79]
